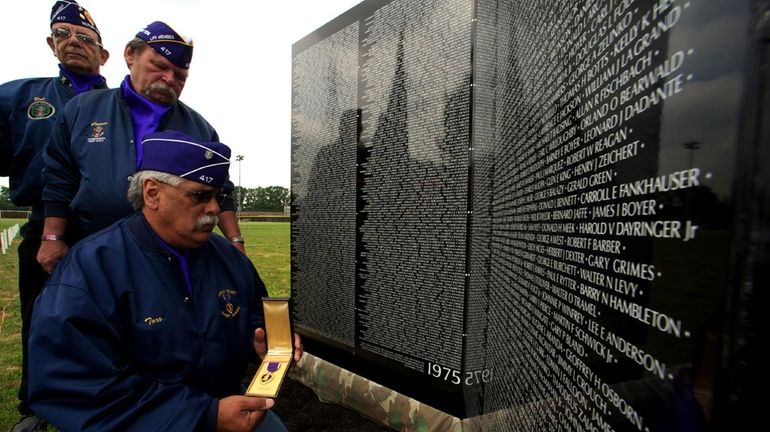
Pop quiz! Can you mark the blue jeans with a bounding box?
[254,410,288,432]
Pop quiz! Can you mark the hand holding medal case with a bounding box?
[246,297,294,398]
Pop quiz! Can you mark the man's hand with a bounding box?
[37,240,68,274]
[217,395,274,432]
[292,333,303,363]
[253,328,304,363]
[217,210,245,254]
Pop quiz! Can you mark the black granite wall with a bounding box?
[291,0,767,429]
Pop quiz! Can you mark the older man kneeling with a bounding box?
[28,130,301,431]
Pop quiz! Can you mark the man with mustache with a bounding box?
[28,130,301,431]
[38,20,246,275]
[0,1,108,429]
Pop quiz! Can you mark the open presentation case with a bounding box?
[246,297,294,398]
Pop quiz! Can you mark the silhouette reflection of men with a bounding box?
[294,108,360,340]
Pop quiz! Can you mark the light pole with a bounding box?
[683,141,700,169]
[235,155,244,219]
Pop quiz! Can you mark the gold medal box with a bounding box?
[246,297,294,398]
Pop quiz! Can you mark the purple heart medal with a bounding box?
[259,362,281,384]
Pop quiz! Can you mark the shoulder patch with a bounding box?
[27,97,55,120]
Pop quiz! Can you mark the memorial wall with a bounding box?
[291,0,768,430]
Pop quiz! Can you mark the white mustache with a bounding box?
[196,214,219,229]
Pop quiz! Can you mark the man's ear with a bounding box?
[100,48,110,66]
[143,179,162,210]
[124,45,134,69]
[47,36,57,56]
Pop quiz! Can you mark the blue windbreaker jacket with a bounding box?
[0,73,106,217]
[42,85,235,235]
[28,213,268,431]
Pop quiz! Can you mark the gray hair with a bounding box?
[126,37,149,54]
[127,170,183,210]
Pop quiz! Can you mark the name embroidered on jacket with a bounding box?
[144,316,164,325]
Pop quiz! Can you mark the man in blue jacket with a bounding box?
[37,20,246,275]
[29,130,301,431]
[0,1,109,429]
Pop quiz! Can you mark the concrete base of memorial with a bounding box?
[291,352,470,431]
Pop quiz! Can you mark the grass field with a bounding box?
[0,220,290,429]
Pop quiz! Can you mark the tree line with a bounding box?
[0,185,289,212]
[233,186,289,212]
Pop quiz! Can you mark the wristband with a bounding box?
[230,235,245,244]
[41,234,65,241]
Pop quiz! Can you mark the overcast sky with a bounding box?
[2,0,363,189]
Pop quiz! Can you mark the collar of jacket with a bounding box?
[126,212,168,254]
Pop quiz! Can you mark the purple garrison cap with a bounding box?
[139,131,230,188]
[136,21,193,69]
[50,0,100,36]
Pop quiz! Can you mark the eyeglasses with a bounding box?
[156,180,227,206]
[52,27,103,48]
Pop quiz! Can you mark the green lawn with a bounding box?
[237,223,291,297]
[0,219,24,232]
[0,219,26,428]
[0,220,290,429]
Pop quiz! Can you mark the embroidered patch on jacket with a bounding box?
[27,97,55,120]
[87,121,108,143]
[218,289,241,318]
